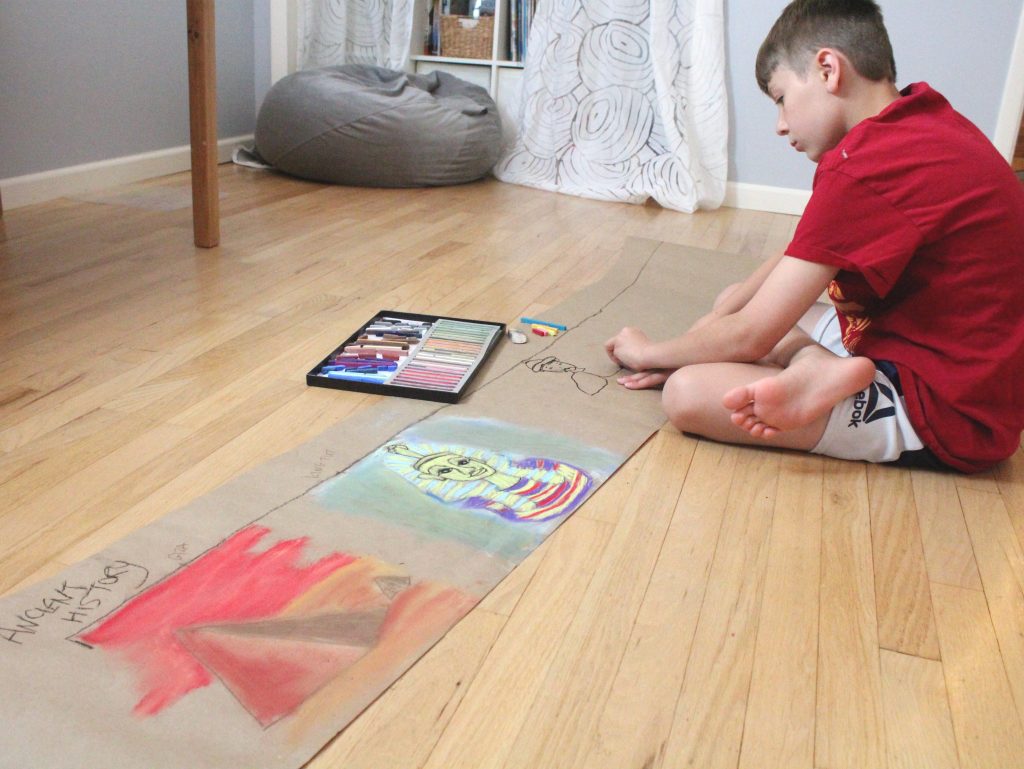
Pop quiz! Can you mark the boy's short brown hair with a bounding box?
[756,0,897,94]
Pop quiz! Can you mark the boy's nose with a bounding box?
[776,117,788,136]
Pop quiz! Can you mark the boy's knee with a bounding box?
[662,367,706,431]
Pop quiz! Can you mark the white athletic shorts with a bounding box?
[809,308,930,465]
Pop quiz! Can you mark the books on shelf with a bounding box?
[509,0,537,63]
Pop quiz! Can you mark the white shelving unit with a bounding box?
[407,0,525,147]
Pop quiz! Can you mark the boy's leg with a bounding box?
[724,303,874,438]
[723,339,876,438]
[663,307,875,448]
[662,359,832,450]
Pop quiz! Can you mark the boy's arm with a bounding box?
[694,251,785,326]
[606,256,837,373]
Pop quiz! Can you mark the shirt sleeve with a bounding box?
[786,169,924,298]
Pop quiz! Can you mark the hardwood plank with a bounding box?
[956,486,1024,728]
[993,447,1024,554]
[0,378,301,592]
[911,469,983,591]
[582,439,741,769]
[661,447,781,769]
[58,387,373,566]
[738,452,823,769]
[500,428,696,769]
[0,312,276,453]
[816,459,888,769]
[421,515,616,769]
[867,463,940,659]
[576,434,654,525]
[880,650,959,769]
[931,582,1024,769]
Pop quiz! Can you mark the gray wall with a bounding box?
[0,0,255,179]
[253,0,273,113]
[727,0,1024,190]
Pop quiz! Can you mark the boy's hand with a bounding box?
[616,370,670,390]
[604,326,653,370]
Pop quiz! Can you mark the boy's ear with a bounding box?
[815,48,843,94]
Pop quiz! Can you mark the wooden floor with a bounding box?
[2,167,1024,769]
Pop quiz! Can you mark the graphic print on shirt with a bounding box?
[828,280,871,353]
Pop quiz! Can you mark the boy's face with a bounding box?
[766,61,847,163]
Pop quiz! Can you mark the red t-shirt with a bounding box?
[786,82,1024,472]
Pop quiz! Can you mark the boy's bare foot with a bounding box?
[722,351,876,438]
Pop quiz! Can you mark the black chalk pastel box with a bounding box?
[306,310,505,403]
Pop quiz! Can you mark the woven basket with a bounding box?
[440,15,494,59]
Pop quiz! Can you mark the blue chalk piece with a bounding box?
[519,316,567,331]
[323,370,388,383]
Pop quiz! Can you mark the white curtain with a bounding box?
[297,0,415,71]
[495,0,728,213]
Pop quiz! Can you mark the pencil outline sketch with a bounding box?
[522,355,622,396]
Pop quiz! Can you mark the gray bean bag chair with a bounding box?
[254,65,502,187]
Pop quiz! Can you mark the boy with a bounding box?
[605,0,1024,472]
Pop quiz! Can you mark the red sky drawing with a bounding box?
[78,526,360,721]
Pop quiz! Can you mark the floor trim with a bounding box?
[0,135,253,210]
[723,181,810,216]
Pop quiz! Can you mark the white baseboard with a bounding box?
[0,134,253,210]
[3,147,812,219]
[723,181,811,216]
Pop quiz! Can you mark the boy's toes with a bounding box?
[731,409,755,429]
[722,384,755,411]
[731,411,761,434]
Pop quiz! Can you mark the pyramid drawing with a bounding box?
[178,607,389,727]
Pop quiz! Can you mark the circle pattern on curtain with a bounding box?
[298,0,413,71]
[495,0,728,213]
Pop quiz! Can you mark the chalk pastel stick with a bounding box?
[344,344,409,354]
[323,370,389,383]
[365,329,422,338]
[520,316,567,331]
[355,339,409,348]
[334,350,403,361]
[324,361,397,372]
[383,316,430,326]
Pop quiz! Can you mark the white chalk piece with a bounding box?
[507,329,528,344]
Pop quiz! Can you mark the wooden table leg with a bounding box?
[186,0,220,248]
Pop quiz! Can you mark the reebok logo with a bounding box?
[848,381,896,428]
